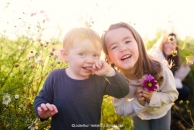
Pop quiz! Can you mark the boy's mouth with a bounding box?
[82,66,92,71]
[121,55,131,61]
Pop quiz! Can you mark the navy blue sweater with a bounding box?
[34,68,129,130]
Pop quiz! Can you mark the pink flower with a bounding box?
[140,74,157,92]
[31,11,37,17]
[40,10,45,13]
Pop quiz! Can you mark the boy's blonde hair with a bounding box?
[63,27,102,52]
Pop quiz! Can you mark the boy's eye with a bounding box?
[79,53,86,56]
[93,54,99,58]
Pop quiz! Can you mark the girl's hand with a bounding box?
[37,103,58,119]
[92,60,115,76]
[142,89,153,103]
[136,87,145,106]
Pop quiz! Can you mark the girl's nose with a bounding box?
[120,46,127,52]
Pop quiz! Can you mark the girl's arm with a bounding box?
[113,97,148,116]
[112,90,148,117]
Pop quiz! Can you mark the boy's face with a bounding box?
[65,39,102,79]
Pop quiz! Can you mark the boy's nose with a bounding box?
[85,57,94,63]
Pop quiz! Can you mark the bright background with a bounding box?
[1,0,194,40]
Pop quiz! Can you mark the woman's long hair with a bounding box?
[160,33,180,74]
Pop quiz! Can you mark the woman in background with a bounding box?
[148,33,194,101]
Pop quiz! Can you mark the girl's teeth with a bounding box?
[122,55,131,60]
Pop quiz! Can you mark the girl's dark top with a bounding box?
[34,68,129,130]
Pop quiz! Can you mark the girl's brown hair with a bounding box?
[159,33,180,74]
[102,22,163,83]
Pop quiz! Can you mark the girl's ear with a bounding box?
[105,55,113,64]
[60,49,68,62]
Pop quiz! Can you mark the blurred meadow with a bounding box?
[1,0,194,130]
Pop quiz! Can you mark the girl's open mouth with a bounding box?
[121,55,131,61]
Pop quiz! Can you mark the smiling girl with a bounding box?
[102,22,178,130]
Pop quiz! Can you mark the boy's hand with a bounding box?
[37,103,58,119]
[92,60,115,76]
[142,89,153,103]
[136,87,145,106]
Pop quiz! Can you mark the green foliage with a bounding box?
[176,37,194,104]
[101,96,132,130]
[0,35,65,129]
[178,38,194,129]
[145,30,163,51]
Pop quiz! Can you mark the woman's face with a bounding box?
[163,38,177,57]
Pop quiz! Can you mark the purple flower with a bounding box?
[140,74,157,92]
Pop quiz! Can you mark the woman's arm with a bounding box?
[174,63,191,80]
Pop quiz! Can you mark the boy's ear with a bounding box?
[105,55,113,64]
[60,49,68,62]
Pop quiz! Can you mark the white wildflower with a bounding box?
[35,56,44,65]
[28,118,38,130]
[112,125,120,130]
[52,49,63,63]
[14,94,20,100]
[18,46,24,50]
[2,93,11,105]
[18,104,23,110]
[107,125,120,130]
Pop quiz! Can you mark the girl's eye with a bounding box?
[125,41,130,44]
[111,46,117,50]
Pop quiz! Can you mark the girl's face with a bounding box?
[163,39,177,57]
[105,28,139,71]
